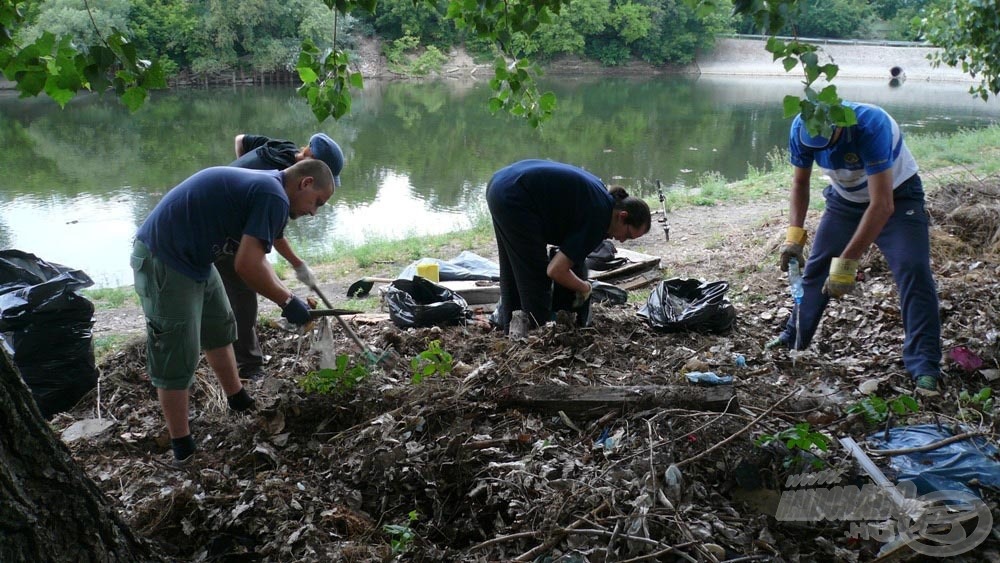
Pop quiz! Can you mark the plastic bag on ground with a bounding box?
[397,251,500,282]
[866,424,1000,498]
[637,278,735,334]
[0,250,97,419]
[591,280,627,305]
[585,240,627,271]
[385,276,469,328]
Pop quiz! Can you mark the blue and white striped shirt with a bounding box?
[790,102,918,203]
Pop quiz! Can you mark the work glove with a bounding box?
[572,282,594,308]
[294,262,318,288]
[780,226,807,272]
[822,257,859,299]
[281,295,312,326]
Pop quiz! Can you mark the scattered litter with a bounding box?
[950,345,984,372]
[686,371,734,385]
[866,424,1000,497]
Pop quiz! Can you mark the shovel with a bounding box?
[346,276,395,298]
[309,308,364,317]
[308,284,399,369]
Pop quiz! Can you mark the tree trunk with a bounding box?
[0,348,157,562]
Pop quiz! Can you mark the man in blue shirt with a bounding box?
[769,102,942,395]
[131,159,334,464]
[223,132,345,380]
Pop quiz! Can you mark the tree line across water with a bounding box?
[13,0,933,82]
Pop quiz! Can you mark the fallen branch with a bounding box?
[865,430,990,456]
[468,530,540,552]
[675,386,801,469]
[615,540,700,563]
[514,501,609,561]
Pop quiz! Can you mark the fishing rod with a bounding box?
[655,179,670,242]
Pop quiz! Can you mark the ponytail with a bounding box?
[607,184,651,230]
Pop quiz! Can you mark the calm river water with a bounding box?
[1,75,998,287]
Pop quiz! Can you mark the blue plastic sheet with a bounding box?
[866,424,1000,498]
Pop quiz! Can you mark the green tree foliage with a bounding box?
[19,0,132,47]
[129,0,200,74]
[631,0,730,65]
[732,0,876,39]
[923,0,1000,101]
[783,0,875,39]
[367,0,458,47]
[1,0,166,110]
[4,0,726,125]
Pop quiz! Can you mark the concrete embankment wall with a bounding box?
[696,37,974,83]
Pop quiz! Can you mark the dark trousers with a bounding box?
[214,254,263,372]
[487,182,590,331]
[780,175,941,378]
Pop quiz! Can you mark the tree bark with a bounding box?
[0,348,157,562]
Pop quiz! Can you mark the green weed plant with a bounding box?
[299,354,369,395]
[410,339,453,384]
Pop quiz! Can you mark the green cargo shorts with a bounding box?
[130,240,237,390]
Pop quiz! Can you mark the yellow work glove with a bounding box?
[823,257,859,299]
[780,226,807,272]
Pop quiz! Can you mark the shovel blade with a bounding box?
[347,279,375,298]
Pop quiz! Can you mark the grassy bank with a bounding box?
[83,124,1000,310]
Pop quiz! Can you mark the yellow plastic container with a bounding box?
[416,263,440,283]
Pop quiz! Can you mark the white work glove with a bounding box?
[294,263,317,288]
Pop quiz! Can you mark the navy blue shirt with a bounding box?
[489,159,613,265]
[230,134,298,170]
[136,167,289,281]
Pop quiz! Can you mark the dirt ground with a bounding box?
[62,179,1000,562]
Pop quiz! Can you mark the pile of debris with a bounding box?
[56,181,1000,561]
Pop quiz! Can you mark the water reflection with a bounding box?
[0,76,997,287]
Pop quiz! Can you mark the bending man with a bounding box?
[221,132,345,380]
[769,102,942,395]
[131,160,334,464]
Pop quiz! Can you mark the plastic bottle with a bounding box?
[788,257,804,304]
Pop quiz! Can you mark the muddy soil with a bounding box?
[66,180,1000,562]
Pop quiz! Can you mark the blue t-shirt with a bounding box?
[789,102,918,203]
[135,167,289,281]
[230,134,298,170]
[489,159,614,265]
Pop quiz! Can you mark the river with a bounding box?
[1,75,998,287]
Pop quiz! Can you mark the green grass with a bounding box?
[908,126,1000,174]
[82,287,138,309]
[93,333,137,361]
[300,212,495,273]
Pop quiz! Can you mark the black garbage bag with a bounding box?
[637,278,735,334]
[385,276,469,328]
[585,240,627,271]
[591,280,628,305]
[0,250,97,419]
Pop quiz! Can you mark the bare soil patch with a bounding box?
[68,181,1000,561]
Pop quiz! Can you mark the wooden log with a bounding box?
[497,384,737,414]
[589,247,661,282]
[614,269,663,291]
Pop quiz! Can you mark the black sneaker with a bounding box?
[239,366,266,381]
[172,453,196,468]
